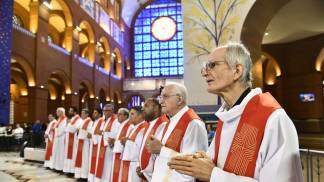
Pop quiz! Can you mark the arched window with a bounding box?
[133,0,183,77]
[12,15,24,27]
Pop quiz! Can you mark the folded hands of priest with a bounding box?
[168,151,215,182]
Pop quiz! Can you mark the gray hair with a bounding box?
[165,82,188,104]
[57,107,65,114]
[103,103,114,110]
[220,42,253,87]
[118,108,129,118]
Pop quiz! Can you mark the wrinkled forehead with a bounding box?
[207,47,226,62]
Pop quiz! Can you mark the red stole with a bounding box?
[67,115,80,159]
[164,109,200,152]
[55,115,66,128]
[75,117,91,168]
[120,121,149,182]
[89,118,105,175]
[140,114,169,170]
[112,120,132,182]
[96,115,117,178]
[44,121,57,161]
[213,93,281,177]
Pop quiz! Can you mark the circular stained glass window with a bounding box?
[151,16,177,41]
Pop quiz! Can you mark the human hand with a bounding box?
[146,135,162,154]
[120,137,127,146]
[168,152,214,182]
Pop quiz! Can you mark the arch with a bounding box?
[79,79,95,98]
[79,21,95,43]
[11,72,28,96]
[13,2,30,29]
[99,36,111,71]
[79,20,95,63]
[263,52,282,85]
[51,0,73,27]
[113,91,122,104]
[48,70,72,94]
[315,47,324,72]
[112,47,122,78]
[11,55,35,87]
[240,0,291,62]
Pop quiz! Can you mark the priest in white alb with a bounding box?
[63,106,83,174]
[137,98,169,181]
[95,104,120,182]
[75,108,93,180]
[88,108,105,182]
[120,106,149,182]
[111,108,132,182]
[52,107,67,171]
[168,42,303,182]
[147,83,208,182]
[44,114,57,169]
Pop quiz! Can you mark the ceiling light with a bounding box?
[74,92,78,95]
[75,26,82,32]
[264,32,269,36]
[40,85,44,89]
[43,1,52,9]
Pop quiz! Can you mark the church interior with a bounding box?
[0,0,323,181]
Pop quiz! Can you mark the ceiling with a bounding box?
[122,0,148,27]
[262,0,324,44]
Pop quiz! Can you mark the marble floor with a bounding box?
[0,152,75,182]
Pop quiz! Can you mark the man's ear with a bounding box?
[233,64,244,81]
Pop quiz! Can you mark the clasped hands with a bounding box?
[168,151,215,182]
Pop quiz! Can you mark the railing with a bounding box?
[12,24,35,38]
[300,148,324,182]
[48,42,71,55]
[78,56,93,67]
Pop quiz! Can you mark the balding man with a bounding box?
[95,104,120,182]
[52,107,67,171]
[168,42,303,182]
[148,83,208,182]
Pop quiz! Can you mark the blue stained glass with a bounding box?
[135,69,143,77]
[143,26,151,33]
[178,49,183,57]
[170,67,178,75]
[135,35,142,43]
[169,41,177,49]
[178,41,183,48]
[160,59,169,66]
[169,49,177,57]
[143,34,151,42]
[152,68,160,76]
[143,43,151,50]
[152,59,160,67]
[161,67,169,75]
[170,58,177,66]
[160,42,168,49]
[135,27,142,34]
[134,60,143,68]
[134,0,183,78]
[152,51,160,58]
[134,44,142,51]
[135,52,143,59]
[143,68,151,76]
[160,50,169,58]
[143,52,151,59]
[152,42,159,50]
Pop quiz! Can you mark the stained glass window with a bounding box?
[133,0,183,77]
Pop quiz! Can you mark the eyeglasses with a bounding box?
[157,94,179,101]
[201,61,227,74]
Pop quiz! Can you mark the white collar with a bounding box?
[169,105,189,124]
[215,88,262,123]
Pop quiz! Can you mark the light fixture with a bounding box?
[96,42,102,47]
[75,26,82,32]
[40,85,44,89]
[131,82,135,86]
[264,32,269,36]
[43,0,52,9]
[118,100,122,104]
[74,92,78,95]
[96,96,99,99]
[111,53,116,57]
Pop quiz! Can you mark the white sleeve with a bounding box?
[210,109,303,182]
[159,119,209,181]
